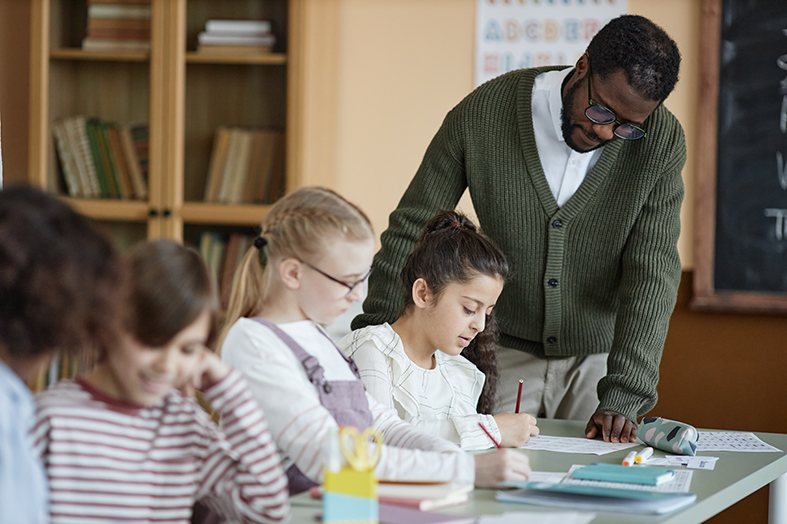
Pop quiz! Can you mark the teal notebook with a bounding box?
[571,463,676,486]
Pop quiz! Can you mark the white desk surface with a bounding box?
[289,419,787,523]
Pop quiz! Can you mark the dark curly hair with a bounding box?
[586,14,681,102]
[0,186,124,363]
[399,210,508,414]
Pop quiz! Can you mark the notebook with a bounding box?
[571,463,676,486]
[311,481,473,511]
[496,482,696,515]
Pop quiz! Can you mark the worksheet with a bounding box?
[519,435,638,455]
[696,432,783,452]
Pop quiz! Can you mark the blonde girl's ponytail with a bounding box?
[216,186,374,351]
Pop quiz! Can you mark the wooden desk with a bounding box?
[290,419,787,523]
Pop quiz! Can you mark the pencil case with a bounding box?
[639,417,698,456]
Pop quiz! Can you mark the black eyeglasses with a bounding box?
[301,260,372,299]
[585,61,647,141]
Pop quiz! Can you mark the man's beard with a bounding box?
[560,79,608,154]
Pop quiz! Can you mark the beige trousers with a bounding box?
[495,345,608,421]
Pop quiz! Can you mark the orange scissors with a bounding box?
[338,426,382,471]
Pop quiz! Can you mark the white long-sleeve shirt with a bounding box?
[338,323,500,451]
[32,369,290,524]
[221,318,475,484]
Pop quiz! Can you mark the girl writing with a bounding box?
[33,240,290,524]
[340,211,539,450]
[219,187,531,494]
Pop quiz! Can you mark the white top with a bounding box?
[531,68,603,207]
[221,317,475,484]
[32,370,290,524]
[338,324,500,451]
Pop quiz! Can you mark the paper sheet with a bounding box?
[478,511,596,524]
[519,435,638,455]
[696,431,783,452]
[527,471,568,484]
[562,464,693,493]
[646,455,719,469]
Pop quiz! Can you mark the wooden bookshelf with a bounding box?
[29,0,303,249]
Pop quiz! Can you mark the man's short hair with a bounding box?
[587,14,681,102]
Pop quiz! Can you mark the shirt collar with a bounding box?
[543,67,574,143]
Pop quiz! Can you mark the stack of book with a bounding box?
[199,232,257,309]
[82,0,151,53]
[52,116,149,200]
[196,19,276,55]
[203,127,285,205]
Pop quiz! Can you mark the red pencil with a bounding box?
[515,379,523,413]
[478,422,502,449]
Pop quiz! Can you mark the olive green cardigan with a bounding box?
[353,66,686,421]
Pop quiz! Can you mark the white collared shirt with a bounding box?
[531,68,603,208]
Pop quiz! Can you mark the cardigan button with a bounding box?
[547,336,557,344]
[548,278,558,287]
[323,384,332,393]
[552,219,563,229]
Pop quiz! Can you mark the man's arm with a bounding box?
[352,107,470,330]
[587,126,686,443]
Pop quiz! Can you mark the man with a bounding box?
[353,15,684,444]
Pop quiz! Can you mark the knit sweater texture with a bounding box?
[353,66,686,421]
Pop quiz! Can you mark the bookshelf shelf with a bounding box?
[180,202,271,226]
[50,48,150,62]
[62,197,149,222]
[185,52,287,65]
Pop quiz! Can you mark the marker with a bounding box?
[515,380,523,413]
[635,447,654,464]
[622,451,637,466]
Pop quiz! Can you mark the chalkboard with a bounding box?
[693,0,787,312]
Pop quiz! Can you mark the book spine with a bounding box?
[205,20,272,34]
[51,120,82,197]
[88,4,152,18]
[119,124,147,199]
[97,123,121,198]
[85,120,110,198]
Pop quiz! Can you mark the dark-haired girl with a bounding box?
[33,240,290,524]
[340,211,539,450]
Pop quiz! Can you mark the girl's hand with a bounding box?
[178,349,230,398]
[473,449,531,487]
[493,412,540,447]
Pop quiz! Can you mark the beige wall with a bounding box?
[300,0,701,268]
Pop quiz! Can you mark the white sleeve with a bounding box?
[345,337,395,411]
[222,320,474,485]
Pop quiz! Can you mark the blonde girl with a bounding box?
[219,187,531,495]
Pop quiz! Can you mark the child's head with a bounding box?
[0,186,124,382]
[400,210,508,414]
[223,187,374,336]
[100,240,217,405]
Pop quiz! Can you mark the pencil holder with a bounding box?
[323,468,378,524]
[322,426,382,524]
[640,417,698,456]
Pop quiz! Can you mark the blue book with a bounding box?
[571,463,676,486]
[496,482,696,515]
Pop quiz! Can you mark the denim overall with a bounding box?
[250,317,375,495]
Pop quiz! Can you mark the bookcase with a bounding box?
[28,0,303,254]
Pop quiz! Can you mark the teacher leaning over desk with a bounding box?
[353,14,685,445]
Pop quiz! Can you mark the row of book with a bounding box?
[199,232,257,309]
[82,0,151,53]
[52,116,149,200]
[204,127,286,205]
[197,19,276,55]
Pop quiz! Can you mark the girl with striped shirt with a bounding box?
[33,240,290,524]
[218,187,531,495]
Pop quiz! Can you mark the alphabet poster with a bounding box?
[475,0,627,87]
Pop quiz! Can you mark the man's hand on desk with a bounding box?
[585,411,637,443]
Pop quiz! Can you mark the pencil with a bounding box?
[515,379,523,413]
[478,422,502,449]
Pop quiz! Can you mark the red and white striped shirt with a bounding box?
[32,369,290,524]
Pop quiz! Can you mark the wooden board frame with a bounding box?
[691,0,787,313]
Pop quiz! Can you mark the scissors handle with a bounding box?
[339,426,382,471]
